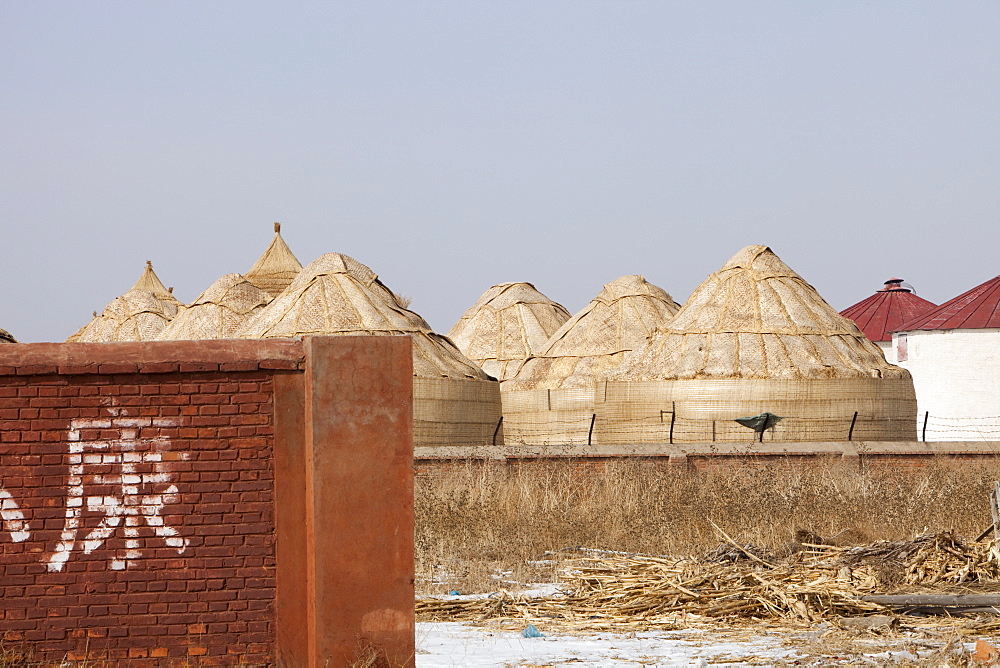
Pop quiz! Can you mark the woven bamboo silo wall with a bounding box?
[68,262,184,342]
[157,274,271,340]
[236,252,502,447]
[244,222,303,297]
[413,376,504,447]
[502,275,681,445]
[597,246,917,444]
[447,282,570,382]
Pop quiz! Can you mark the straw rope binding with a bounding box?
[502,275,680,445]
[68,262,184,342]
[594,247,917,444]
[157,273,271,340]
[448,282,570,382]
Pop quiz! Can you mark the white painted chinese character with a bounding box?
[0,487,30,542]
[47,416,189,572]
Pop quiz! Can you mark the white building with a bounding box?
[891,274,1000,441]
[840,278,936,364]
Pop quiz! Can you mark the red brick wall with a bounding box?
[0,339,415,667]
[1,368,285,664]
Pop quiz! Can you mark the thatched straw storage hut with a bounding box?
[244,222,302,297]
[0,329,16,343]
[236,252,502,447]
[597,246,917,444]
[447,282,570,382]
[502,275,680,445]
[157,274,271,340]
[129,260,185,309]
[67,261,184,342]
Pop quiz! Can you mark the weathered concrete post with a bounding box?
[307,335,414,666]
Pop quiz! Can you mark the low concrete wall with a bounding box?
[414,441,1000,476]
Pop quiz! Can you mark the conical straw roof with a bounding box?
[245,222,303,297]
[70,289,181,342]
[0,328,16,343]
[612,245,907,381]
[131,260,184,308]
[236,252,491,380]
[65,321,89,343]
[507,275,681,390]
[66,261,184,342]
[447,282,570,381]
[157,273,271,341]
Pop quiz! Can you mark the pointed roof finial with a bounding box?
[128,260,184,309]
[841,278,936,341]
[612,245,903,380]
[132,261,169,296]
[246,223,303,297]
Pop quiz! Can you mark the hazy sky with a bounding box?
[3,2,999,343]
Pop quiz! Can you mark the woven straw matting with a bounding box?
[613,246,905,381]
[506,275,681,391]
[244,222,303,297]
[235,251,502,447]
[0,328,16,344]
[414,378,504,446]
[70,289,182,342]
[586,246,916,445]
[68,262,184,342]
[501,386,603,446]
[501,275,681,445]
[236,252,490,381]
[595,377,917,443]
[130,260,184,309]
[501,377,917,446]
[65,322,88,343]
[157,274,271,341]
[447,282,570,381]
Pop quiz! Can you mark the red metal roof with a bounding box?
[840,280,937,342]
[896,274,1000,331]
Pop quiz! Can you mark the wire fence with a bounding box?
[918,414,1000,441]
[500,411,1000,445]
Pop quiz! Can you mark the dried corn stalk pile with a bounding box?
[839,532,1000,587]
[416,532,1000,631]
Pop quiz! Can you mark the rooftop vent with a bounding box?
[881,278,916,294]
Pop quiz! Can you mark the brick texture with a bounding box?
[0,345,294,665]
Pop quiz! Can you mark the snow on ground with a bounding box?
[416,582,987,665]
[416,622,798,667]
[416,618,984,666]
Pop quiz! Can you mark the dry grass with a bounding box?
[0,644,31,668]
[415,457,1000,596]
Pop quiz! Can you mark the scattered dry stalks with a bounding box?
[417,532,1000,629]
